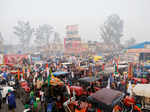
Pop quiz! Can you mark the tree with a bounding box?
[34,24,54,51]
[0,32,4,53]
[53,32,61,44]
[0,32,4,45]
[99,14,124,46]
[125,37,136,47]
[52,32,62,55]
[13,21,34,53]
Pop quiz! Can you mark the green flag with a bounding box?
[48,68,54,86]
[114,63,118,74]
[48,73,50,86]
[115,64,117,72]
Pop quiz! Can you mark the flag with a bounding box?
[66,84,71,95]
[22,67,25,79]
[27,68,30,78]
[46,63,49,77]
[113,58,119,75]
[114,63,118,74]
[66,83,71,102]
[106,78,110,89]
[117,60,119,73]
[48,72,50,86]
[18,69,20,80]
[46,63,50,86]
[47,68,56,86]
[49,69,54,78]
[128,63,133,79]
[73,89,76,98]
[46,63,48,69]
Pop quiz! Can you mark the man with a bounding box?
[7,89,16,112]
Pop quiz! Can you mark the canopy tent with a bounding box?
[93,56,103,62]
[133,84,150,97]
[62,62,72,66]
[144,65,150,69]
[50,76,64,86]
[52,71,69,77]
[79,76,101,83]
[89,88,123,105]
[88,88,124,111]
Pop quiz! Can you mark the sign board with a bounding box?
[4,54,29,65]
[66,24,78,34]
[127,49,150,53]
[31,56,41,62]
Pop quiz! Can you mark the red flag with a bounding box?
[128,63,133,79]
[46,63,48,69]
[117,60,119,72]
[28,68,31,73]
[18,69,20,80]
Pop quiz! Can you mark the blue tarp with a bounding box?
[144,65,150,69]
[127,41,150,49]
[52,71,69,76]
[31,56,41,62]
[134,71,149,75]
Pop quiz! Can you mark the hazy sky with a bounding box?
[0,0,150,44]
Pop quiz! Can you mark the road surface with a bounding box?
[0,98,24,112]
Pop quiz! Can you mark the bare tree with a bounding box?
[13,21,34,53]
[0,32,4,45]
[34,24,54,53]
[52,32,62,55]
[0,32,4,53]
[99,14,124,47]
[53,32,61,44]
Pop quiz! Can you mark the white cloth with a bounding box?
[27,69,30,78]
[71,72,74,78]
[40,91,44,102]
[106,78,110,89]
[127,81,132,96]
[47,69,49,76]
[133,84,150,97]
[33,78,36,86]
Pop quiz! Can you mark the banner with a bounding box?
[4,54,29,65]
[128,63,133,79]
[66,24,78,35]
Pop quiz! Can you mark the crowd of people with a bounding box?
[0,56,93,112]
[0,56,148,112]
